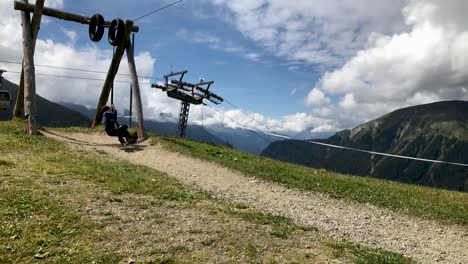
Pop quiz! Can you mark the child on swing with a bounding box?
[102,104,137,146]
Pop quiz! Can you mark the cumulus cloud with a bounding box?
[0,0,324,136]
[176,29,262,62]
[0,0,166,121]
[189,106,337,135]
[310,0,468,128]
[305,88,330,106]
[6,0,465,139]
[208,0,407,67]
[208,0,468,131]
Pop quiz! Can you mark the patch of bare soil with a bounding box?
[43,131,468,264]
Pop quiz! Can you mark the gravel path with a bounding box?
[44,131,468,264]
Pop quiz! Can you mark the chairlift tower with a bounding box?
[178,101,190,137]
[151,71,223,138]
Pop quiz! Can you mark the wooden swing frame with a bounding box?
[13,0,145,138]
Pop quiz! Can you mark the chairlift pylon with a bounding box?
[151,70,224,137]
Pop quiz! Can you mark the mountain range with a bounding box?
[3,79,466,190]
[0,80,229,147]
[0,79,90,127]
[61,104,294,154]
[262,101,468,191]
[1,78,331,155]
[61,103,229,146]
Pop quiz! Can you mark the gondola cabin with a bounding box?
[0,90,12,110]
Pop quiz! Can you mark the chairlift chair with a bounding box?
[0,90,12,111]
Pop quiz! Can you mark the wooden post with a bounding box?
[92,20,134,127]
[20,0,42,135]
[13,0,45,119]
[30,0,45,40]
[126,33,145,139]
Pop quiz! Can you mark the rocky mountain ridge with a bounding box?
[262,101,468,191]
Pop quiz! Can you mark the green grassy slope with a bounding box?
[151,133,468,225]
[262,101,468,191]
[0,121,413,263]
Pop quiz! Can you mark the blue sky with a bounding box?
[1,0,468,135]
[39,0,322,118]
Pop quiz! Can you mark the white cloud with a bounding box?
[290,88,297,96]
[308,0,468,129]
[206,1,468,132]
[305,88,330,106]
[62,28,77,43]
[287,65,300,72]
[6,0,465,139]
[339,94,356,109]
[0,0,337,138]
[46,0,64,9]
[245,52,261,61]
[0,0,163,119]
[311,123,337,133]
[176,29,262,62]
[208,0,407,66]
[188,107,334,136]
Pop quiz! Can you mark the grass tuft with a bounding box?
[326,241,415,264]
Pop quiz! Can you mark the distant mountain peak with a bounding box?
[0,79,91,127]
[263,100,468,192]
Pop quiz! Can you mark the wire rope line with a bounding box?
[198,105,217,142]
[133,0,185,21]
[212,107,468,168]
[4,70,151,84]
[206,105,273,144]
[0,60,163,80]
[224,99,269,130]
[201,104,204,130]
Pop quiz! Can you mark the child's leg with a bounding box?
[117,126,134,142]
[106,128,125,145]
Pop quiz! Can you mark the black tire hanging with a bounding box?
[108,18,125,46]
[89,14,105,42]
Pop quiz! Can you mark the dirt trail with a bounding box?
[43,131,468,264]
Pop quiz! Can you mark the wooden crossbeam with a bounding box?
[14,1,139,32]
